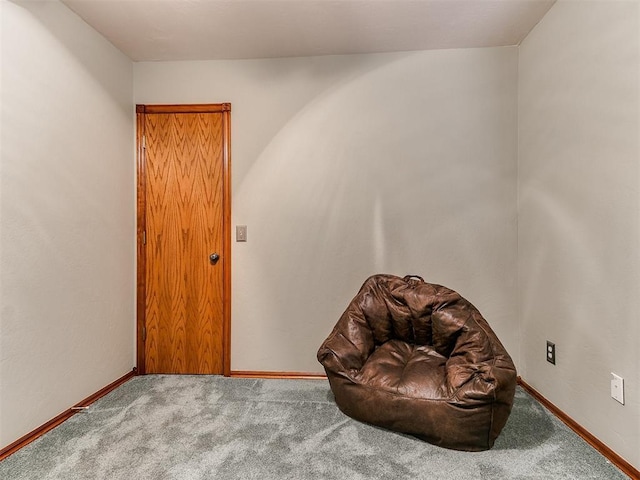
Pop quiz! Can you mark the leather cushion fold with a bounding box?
[317,274,517,451]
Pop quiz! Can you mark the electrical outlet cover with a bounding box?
[546,341,555,365]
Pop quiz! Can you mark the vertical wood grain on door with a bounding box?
[141,108,227,374]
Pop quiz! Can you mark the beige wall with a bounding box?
[135,47,519,373]
[0,1,135,447]
[518,0,640,468]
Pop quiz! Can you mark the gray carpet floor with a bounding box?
[0,376,629,479]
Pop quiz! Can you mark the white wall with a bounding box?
[0,0,135,447]
[135,47,519,373]
[519,0,640,469]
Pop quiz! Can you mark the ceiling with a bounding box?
[61,0,555,62]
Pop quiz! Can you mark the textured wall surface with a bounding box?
[519,0,640,469]
[0,0,135,447]
[135,47,519,374]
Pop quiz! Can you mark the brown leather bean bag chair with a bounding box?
[317,274,517,451]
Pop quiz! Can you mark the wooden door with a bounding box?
[136,104,231,375]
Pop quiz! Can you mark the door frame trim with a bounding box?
[135,103,232,376]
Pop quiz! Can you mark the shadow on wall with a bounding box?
[519,166,639,406]
[2,1,134,299]
[8,0,131,108]
[233,50,517,369]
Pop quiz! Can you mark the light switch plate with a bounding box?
[236,225,247,242]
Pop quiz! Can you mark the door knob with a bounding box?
[209,253,220,264]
